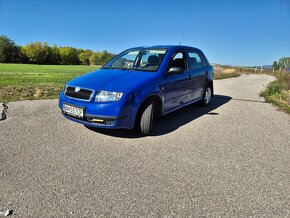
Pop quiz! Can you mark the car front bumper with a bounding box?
[58,92,134,129]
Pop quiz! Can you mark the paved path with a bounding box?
[0,74,289,217]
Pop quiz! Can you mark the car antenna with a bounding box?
[179,32,184,45]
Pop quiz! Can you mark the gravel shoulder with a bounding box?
[0,74,289,217]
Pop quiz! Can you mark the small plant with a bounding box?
[263,82,283,96]
[261,73,290,113]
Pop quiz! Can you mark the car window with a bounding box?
[174,53,183,60]
[112,51,138,69]
[169,52,187,71]
[104,49,167,72]
[188,52,204,69]
[139,52,164,68]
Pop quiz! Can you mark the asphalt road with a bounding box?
[0,74,289,217]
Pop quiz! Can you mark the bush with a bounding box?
[263,82,283,96]
[261,73,290,113]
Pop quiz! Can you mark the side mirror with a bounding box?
[168,66,184,75]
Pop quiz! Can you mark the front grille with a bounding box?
[65,87,93,100]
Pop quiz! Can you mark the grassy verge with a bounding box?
[213,65,241,80]
[0,63,100,102]
[214,64,290,113]
[214,72,240,80]
[261,72,290,113]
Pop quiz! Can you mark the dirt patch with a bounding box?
[0,86,62,102]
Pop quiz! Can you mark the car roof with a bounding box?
[129,45,201,51]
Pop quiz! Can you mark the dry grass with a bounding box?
[213,65,240,80]
[223,68,236,74]
[0,86,63,102]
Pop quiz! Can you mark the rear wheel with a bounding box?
[139,101,155,135]
[201,85,212,106]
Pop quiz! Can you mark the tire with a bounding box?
[139,102,155,135]
[201,85,212,106]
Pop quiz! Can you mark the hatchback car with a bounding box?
[59,45,214,135]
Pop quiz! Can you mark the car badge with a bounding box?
[75,87,81,92]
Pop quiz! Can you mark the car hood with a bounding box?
[67,69,157,92]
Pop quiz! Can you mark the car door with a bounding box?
[186,50,208,100]
[162,51,193,113]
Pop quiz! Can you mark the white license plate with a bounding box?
[63,104,84,118]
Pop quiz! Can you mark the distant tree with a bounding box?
[19,49,29,63]
[89,51,114,65]
[59,47,80,65]
[278,57,290,69]
[0,35,20,63]
[273,57,290,70]
[0,35,115,65]
[79,49,93,65]
[100,50,115,64]
[21,42,51,64]
[48,45,61,65]
[89,52,102,65]
[272,61,279,70]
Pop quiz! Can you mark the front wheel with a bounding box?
[139,102,155,135]
[201,85,212,106]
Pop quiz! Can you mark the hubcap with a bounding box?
[204,88,211,104]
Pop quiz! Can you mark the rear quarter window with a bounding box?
[188,51,206,69]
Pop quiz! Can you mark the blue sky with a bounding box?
[0,0,289,66]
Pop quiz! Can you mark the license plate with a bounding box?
[63,104,84,118]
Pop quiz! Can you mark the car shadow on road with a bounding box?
[85,94,231,138]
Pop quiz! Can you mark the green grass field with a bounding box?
[0,64,100,102]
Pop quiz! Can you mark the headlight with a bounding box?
[95,91,123,102]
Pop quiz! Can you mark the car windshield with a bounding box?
[102,48,167,72]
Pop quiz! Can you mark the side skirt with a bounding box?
[161,97,202,116]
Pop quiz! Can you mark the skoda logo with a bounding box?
[75,87,81,93]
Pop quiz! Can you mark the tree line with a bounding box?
[0,35,115,65]
[273,57,290,71]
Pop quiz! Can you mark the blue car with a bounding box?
[59,45,214,135]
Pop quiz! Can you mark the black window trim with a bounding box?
[166,49,189,73]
